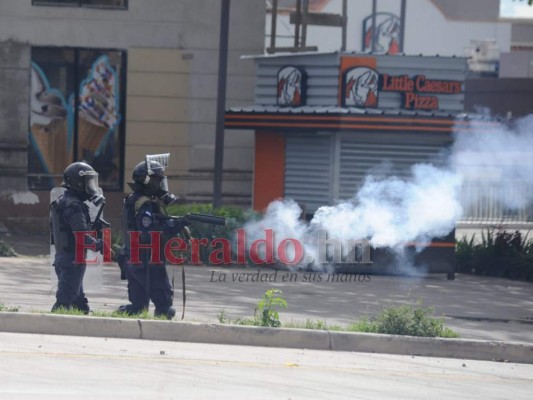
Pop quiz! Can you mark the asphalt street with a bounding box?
[1,332,532,400]
[0,256,532,343]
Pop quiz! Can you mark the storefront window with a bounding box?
[28,47,126,191]
[32,0,128,9]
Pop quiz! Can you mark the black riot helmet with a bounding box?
[131,160,177,205]
[62,162,100,199]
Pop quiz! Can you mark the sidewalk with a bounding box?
[0,250,532,344]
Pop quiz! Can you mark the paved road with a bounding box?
[0,256,532,343]
[1,332,532,400]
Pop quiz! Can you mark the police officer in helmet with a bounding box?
[50,162,106,313]
[118,156,179,319]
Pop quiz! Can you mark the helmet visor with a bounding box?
[84,174,99,196]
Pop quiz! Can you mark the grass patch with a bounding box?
[283,319,345,331]
[0,302,19,312]
[220,302,459,338]
[0,240,17,257]
[48,308,168,320]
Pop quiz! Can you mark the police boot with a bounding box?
[73,298,90,315]
[154,307,176,320]
[117,304,145,316]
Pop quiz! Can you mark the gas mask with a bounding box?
[152,176,177,206]
[89,193,106,207]
[82,173,105,206]
[159,191,178,206]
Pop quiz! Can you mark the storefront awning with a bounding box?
[225,106,479,133]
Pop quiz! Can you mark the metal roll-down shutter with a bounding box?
[285,134,333,212]
[338,132,451,201]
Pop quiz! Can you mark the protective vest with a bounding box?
[50,193,91,254]
[121,193,167,252]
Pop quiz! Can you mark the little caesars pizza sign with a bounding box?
[342,66,463,111]
[380,74,462,110]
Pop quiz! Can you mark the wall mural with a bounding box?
[29,63,73,184]
[28,48,124,190]
[78,55,121,165]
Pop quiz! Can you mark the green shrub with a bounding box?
[217,309,229,324]
[371,303,458,338]
[218,289,288,328]
[254,288,288,327]
[455,235,477,274]
[0,240,17,257]
[456,228,533,281]
[273,303,458,338]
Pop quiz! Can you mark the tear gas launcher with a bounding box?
[155,212,227,234]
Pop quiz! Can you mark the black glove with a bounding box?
[117,248,128,280]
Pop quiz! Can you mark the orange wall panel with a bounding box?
[253,131,285,212]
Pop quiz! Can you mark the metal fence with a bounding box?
[459,180,532,223]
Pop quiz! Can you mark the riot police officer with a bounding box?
[50,162,106,313]
[118,158,179,319]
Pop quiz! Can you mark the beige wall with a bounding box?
[0,0,264,211]
[125,46,256,204]
[125,48,191,195]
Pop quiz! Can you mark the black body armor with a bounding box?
[50,191,92,255]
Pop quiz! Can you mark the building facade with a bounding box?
[0,0,264,231]
[267,0,533,56]
[227,52,467,211]
[226,51,531,229]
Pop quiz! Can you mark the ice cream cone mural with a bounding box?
[29,63,71,179]
[78,55,121,162]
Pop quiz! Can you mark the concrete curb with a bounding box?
[1,312,532,364]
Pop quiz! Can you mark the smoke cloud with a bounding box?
[452,114,533,212]
[242,114,533,271]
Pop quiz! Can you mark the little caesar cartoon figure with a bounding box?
[50,162,107,313]
[117,154,183,320]
[345,67,379,108]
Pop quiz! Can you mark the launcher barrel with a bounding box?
[186,213,226,226]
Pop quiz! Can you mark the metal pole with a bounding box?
[294,0,301,47]
[270,0,278,51]
[302,0,308,47]
[371,0,377,54]
[341,0,347,51]
[213,0,230,209]
[399,0,406,53]
[73,49,80,161]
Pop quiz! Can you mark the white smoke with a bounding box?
[451,114,533,212]
[242,114,533,271]
[311,164,462,248]
[242,200,319,266]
